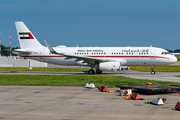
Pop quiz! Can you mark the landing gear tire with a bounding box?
[96,70,102,74]
[88,70,95,75]
[151,66,155,75]
[151,71,155,75]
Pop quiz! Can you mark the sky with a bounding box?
[0,0,180,50]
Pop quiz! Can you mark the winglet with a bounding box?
[44,40,63,55]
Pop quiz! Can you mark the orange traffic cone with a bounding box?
[132,93,141,100]
[175,102,180,110]
[100,86,108,92]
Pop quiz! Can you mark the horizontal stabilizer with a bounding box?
[13,49,31,55]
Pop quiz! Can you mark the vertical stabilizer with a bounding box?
[15,22,43,49]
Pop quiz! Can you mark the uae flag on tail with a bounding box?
[19,32,34,39]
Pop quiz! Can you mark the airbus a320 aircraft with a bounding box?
[13,22,177,74]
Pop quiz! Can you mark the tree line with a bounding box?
[166,49,180,53]
[1,45,17,56]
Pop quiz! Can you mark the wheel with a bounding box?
[125,66,129,70]
[96,70,102,74]
[151,71,155,75]
[88,70,94,74]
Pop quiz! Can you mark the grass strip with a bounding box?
[130,65,180,72]
[0,75,179,86]
[177,56,180,61]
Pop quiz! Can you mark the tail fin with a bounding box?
[15,21,43,49]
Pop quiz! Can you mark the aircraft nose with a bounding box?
[170,56,177,63]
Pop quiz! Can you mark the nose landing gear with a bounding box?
[151,66,155,75]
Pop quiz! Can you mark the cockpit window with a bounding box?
[161,52,170,55]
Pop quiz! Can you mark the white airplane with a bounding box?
[13,21,177,74]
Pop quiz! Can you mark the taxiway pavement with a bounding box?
[0,86,180,120]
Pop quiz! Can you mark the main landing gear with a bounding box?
[88,66,102,74]
[151,66,155,75]
[88,69,95,74]
[88,69,102,74]
[96,69,102,74]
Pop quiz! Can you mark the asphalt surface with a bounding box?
[0,86,180,120]
[171,61,180,65]
[117,70,180,82]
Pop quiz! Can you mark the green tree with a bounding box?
[0,45,17,56]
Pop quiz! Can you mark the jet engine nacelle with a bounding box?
[99,62,121,71]
[76,61,88,66]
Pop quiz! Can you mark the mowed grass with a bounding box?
[130,65,180,72]
[0,75,179,86]
[177,56,180,61]
[0,67,89,72]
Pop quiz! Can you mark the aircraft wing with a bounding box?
[44,40,115,64]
